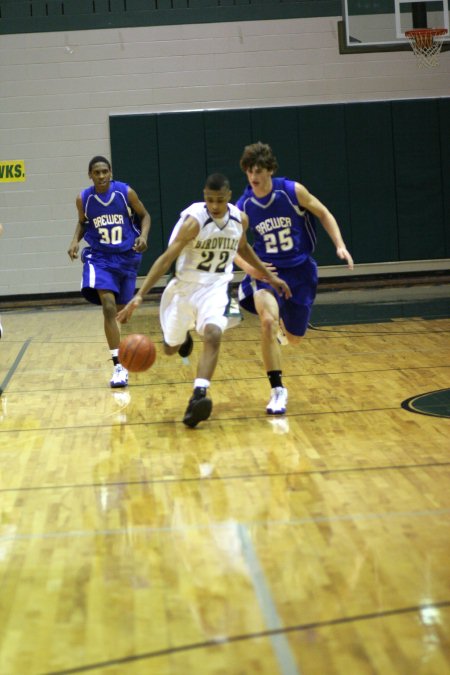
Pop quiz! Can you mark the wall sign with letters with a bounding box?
[0,160,26,182]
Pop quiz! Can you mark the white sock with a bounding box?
[194,378,210,390]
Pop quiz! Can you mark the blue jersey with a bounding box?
[81,180,141,253]
[236,177,316,268]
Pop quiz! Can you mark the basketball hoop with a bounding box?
[405,28,447,68]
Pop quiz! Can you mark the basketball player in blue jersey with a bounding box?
[117,173,291,428]
[68,156,151,388]
[235,142,354,415]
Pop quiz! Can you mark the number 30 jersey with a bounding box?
[81,180,141,253]
[236,177,317,269]
[170,202,243,285]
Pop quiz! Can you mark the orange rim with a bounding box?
[405,28,447,38]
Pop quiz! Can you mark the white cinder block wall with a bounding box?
[0,17,449,297]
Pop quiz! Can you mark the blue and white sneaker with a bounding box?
[110,364,128,388]
[266,387,288,415]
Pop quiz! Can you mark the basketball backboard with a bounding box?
[339,0,449,52]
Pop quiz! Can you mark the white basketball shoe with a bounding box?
[266,387,288,415]
[110,364,129,388]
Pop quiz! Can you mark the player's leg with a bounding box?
[182,282,228,428]
[108,262,144,388]
[98,289,120,349]
[254,289,288,415]
[267,259,317,413]
[81,250,127,386]
[182,322,220,428]
[98,289,128,388]
[159,279,196,356]
[280,258,317,346]
[254,289,282,371]
[196,323,222,381]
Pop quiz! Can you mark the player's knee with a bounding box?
[101,298,117,321]
[260,313,278,339]
[203,323,222,348]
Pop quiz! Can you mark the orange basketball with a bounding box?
[119,334,156,372]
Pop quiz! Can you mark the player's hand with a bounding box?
[269,275,292,299]
[133,236,148,253]
[117,294,143,323]
[258,261,278,282]
[67,242,79,260]
[337,246,354,270]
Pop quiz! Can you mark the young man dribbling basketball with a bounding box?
[117,173,291,427]
[68,156,151,388]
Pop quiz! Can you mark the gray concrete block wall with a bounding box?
[0,18,449,296]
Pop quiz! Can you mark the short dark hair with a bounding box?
[205,173,230,191]
[88,156,111,173]
[239,142,278,173]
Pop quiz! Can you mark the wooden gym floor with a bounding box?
[0,282,449,675]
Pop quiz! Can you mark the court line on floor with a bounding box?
[2,507,450,543]
[1,459,450,494]
[43,599,450,675]
[2,361,448,397]
[237,522,301,675]
[0,402,439,435]
[0,338,32,395]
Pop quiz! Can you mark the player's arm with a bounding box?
[234,253,277,281]
[67,195,86,260]
[236,215,291,298]
[117,216,200,323]
[128,187,151,253]
[295,182,354,269]
[234,212,276,280]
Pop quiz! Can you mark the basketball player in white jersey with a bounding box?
[117,173,291,428]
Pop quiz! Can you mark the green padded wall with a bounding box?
[156,111,207,245]
[109,114,163,272]
[250,107,301,181]
[392,99,446,260]
[438,98,450,257]
[204,109,252,198]
[297,104,351,266]
[345,102,398,263]
[110,97,450,275]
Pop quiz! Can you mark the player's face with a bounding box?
[246,165,273,197]
[204,187,231,219]
[89,162,112,192]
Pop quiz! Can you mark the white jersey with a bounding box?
[169,202,243,285]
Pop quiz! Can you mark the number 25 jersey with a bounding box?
[236,177,317,269]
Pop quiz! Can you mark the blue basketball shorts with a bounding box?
[81,247,141,306]
[238,256,318,337]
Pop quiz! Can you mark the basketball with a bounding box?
[119,334,156,372]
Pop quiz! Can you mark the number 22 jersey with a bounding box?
[170,202,244,285]
[236,177,317,268]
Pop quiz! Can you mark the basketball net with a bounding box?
[405,28,447,68]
